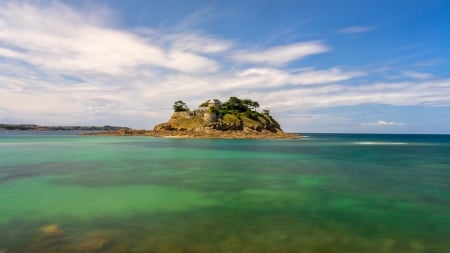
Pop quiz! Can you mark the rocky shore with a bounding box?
[85,128,299,139]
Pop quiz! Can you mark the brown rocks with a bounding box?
[86,128,299,139]
[74,231,113,252]
[85,106,300,139]
[39,224,64,237]
[153,123,174,131]
[36,224,66,249]
[147,129,299,139]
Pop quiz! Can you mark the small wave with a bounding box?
[353,141,407,145]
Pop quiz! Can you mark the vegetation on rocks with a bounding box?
[158,97,287,135]
[173,100,189,112]
[87,97,299,139]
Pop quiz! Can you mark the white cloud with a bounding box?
[161,33,233,54]
[337,26,377,34]
[232,41,329,66]
[362,120,406,126]
[231,67,364,89]
[0,48,25,59]
[291,68,365,85]
[247,79,450,113]
[0,2,220,75]
[403,71,433,80]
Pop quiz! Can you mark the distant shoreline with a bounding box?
[0,124,130,131]
[0,124,300,139]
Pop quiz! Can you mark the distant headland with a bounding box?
[88,97,299,139]
[0,124,129,131]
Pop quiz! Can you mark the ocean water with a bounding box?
[0,132,449,253]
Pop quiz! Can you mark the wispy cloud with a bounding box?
[412,58,442,67]
[235,67,364,88]
[402,71,433,80]
[255,79,450,111]
[231,41,329,66]
[362,120,406,126]
[162,33,233,54]
[0,2,220,75]
[337,26,377,34]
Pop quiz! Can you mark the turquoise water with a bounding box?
[0,132,449,252]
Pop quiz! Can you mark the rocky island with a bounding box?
[89,97,299,139]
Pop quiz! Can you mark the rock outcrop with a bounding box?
[86,97,299,139]
[154,112,283,133]
[147,111,298,139]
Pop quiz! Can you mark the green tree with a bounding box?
[242,98,253,111]
[250,101,260,111]
[173,100,189,112]
[252,101,260,110]
[221,97,261,113]
[241,98,260,112]
[223,96,244,112]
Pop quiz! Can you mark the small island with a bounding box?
[89,97,299,139]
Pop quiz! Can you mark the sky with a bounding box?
[0,0,449,133]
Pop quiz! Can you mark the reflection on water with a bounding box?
[0,133,449,252]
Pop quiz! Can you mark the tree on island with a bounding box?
[172,97,268,120]
[173,100,189,112]
[242,99,253,110]
[222,96,242,111]
[241,99,260,112]
[222,97,260,113]
[215,97,266,120]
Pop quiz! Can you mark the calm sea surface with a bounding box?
[0,132,449,252]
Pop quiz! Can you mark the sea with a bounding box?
[0,132,449,253]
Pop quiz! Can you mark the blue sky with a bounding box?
[0,0,449,133]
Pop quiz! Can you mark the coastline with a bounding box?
[84,129,300,139]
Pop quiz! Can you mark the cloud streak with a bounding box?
[337,26,377,34]
[232,41,329,66]
[0,2,220,75]
[402,71,433,80]
[363,120,406,126]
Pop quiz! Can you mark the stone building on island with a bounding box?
[197,99,222,122]
[169,99,222,125]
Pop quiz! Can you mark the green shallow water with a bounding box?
[0,132,449,252]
